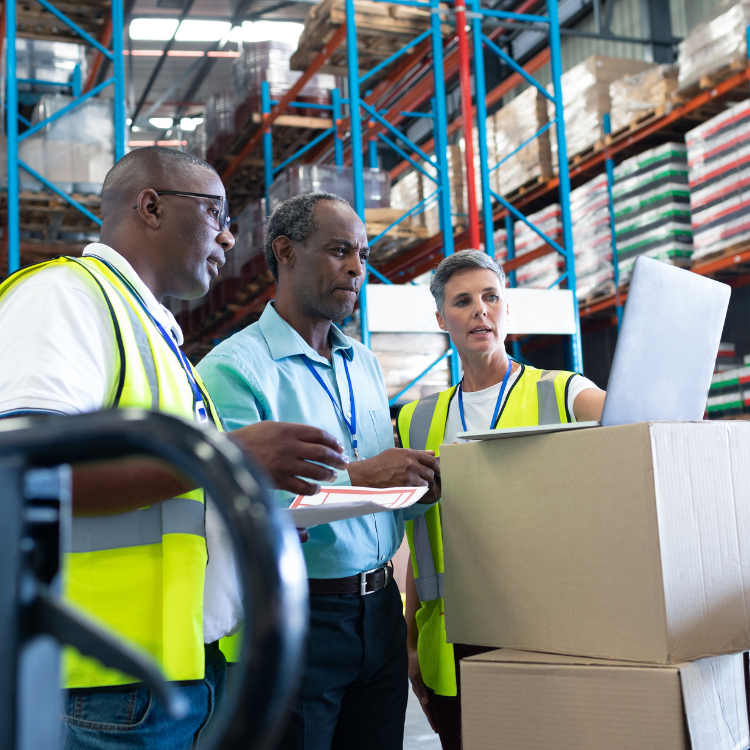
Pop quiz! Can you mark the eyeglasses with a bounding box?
[133,190,231,231]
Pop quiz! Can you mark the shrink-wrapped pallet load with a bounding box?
[494,87,552,197]
[571,174,614,300]
[548,55,652,162]
[389,170,425,228]
[204,89,236,165]
[513,204,562,288]
[612,142,692,282]
[609,64,678,133]
[232,41,334,134]
[686,99,750,259]
[677,0,750,93]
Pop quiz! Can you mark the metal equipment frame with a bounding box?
[4,0,127,273]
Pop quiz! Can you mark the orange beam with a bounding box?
[83,17,113,94]
[692,246,750,277]
[221,22,348,182]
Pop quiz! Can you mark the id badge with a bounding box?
[195,400,209,424]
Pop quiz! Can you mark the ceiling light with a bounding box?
[149,117,174,129]
[230,21,303,44]
[175,20,232,42]
[129,18,179,41]
[180,117,203,131]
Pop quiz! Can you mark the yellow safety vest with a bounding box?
[397,364,575,696]
[0,256,224,689]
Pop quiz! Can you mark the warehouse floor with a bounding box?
[404,690,441,749]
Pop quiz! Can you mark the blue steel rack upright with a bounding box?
[471,0,583,373]
[4,0,127,274]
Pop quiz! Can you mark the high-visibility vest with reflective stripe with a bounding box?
[397,364,575,696]
[0,256,223,689]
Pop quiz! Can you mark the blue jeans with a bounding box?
[62,651,227,750]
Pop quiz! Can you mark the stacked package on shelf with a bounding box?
[423,145,465,236]
[570,174,614,300]
[232,199,268,285]
[269,164,390,213]
[389,170,425,228]
[609,64,678,133]
[677,0,750,93]
[707,343,750,418]
[204,89,236,165]
[513,204,562,288]
[612,142,692,283]
[186,120,207,161]
[15,39,87,94]
[232,41,335,134]
[19,94,114,197]
[548,55,652,162]
[491,226,507,262]
[686,99,750,260]
[459,120,497,214]
[494,87,552,197]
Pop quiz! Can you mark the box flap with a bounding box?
[465,648,680,670]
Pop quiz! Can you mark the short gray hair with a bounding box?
[264,191,349,281]
[429,249,506,313]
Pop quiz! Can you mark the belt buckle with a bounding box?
[360,564,389,596]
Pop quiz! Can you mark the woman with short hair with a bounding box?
[398,249,605,750]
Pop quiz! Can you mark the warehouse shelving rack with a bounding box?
[3,0,126,274]
[187,0,586,390]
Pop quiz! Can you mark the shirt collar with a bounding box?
[82,242,184,346]
[258,302,354,364]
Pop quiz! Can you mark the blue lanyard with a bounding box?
[302,351,359,460]
[458,360,514,433]
[88,255,210,424]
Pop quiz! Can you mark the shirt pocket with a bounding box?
[369,409,395,454]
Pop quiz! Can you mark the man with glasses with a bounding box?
[0,146,348,750]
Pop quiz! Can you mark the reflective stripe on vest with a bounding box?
[412,515,444,601]
[536,369,562,425]
[409,392,441,452]
[71,497,205,553]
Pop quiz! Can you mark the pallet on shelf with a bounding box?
[499,173,553,204]
[290,0,440,77]
[16,0,108,43]
[674,58,749,103]
[605,106,667,144]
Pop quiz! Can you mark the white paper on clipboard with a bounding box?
[286,485,429,527]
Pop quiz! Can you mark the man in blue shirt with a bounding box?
[197,192,439,749]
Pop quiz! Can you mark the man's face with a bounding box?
[158,166,235,300]
[289,201,369,321]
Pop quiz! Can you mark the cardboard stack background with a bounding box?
[612,142,693,283]
[687,99,750,260]
[513,204,562,289]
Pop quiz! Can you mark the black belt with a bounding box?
[309,564,392,596]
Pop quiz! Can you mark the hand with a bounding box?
[408,645,437,733]
[347,448,440,503]
[230,421,349,496]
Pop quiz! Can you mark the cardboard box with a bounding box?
[460,649,749,750]
[440,421,750,663]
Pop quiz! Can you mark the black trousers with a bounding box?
[277,578,408,750]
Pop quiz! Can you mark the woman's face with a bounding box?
[436,268,509,356]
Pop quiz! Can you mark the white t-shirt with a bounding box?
[0,243,242,643]
[443,364,598,445]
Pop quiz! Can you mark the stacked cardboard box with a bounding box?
[548,55,652,162]
[233,199,268,285]
[422,145,466,235]
[186,120,207,161]
[609,64,678,132]
[268,164,390,213]
[570,174,614,300]
[513,204,562,288]
[494,87,552,197]
[231,40,335,134]
[204,89,236,165]
[389,170,425,228]
[686,99,750,260]
[612,142,692,283]
[441,421,750,749]
[677,0,750,93]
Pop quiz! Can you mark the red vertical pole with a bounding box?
[455,0,480,249]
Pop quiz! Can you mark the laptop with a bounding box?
[458,255,731,441]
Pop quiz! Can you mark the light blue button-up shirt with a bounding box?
[197,302,430,579]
